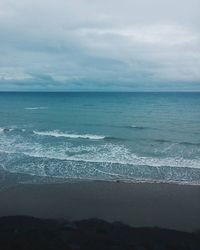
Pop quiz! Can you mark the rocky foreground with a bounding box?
[0,216,200,250]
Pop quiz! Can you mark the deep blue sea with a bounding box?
[0,92,200,185]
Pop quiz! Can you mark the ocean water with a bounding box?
[0,92,200,185]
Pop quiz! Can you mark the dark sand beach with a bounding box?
[0,180,200,232]
[0,177,200,249]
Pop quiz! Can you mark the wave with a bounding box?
[0,128,122,141]
[25,107,48,110]
[154,139,172,143]
[104,136,125,141]
[33,130,106,140]
[1,127,199,146]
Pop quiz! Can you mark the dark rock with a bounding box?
[0,216,199,250]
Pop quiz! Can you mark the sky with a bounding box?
[0,0,200,91]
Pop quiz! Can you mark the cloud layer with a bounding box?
[0,0,200,91]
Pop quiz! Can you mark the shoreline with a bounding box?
[1,167,200,189]
[0,180,200,232]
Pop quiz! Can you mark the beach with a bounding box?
[0,180,200,232]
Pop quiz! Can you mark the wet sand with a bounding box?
[0,181,200,232]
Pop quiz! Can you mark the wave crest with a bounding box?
[33,130,105,140]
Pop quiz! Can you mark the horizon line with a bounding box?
[0,90,200,93]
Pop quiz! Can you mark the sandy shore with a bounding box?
[0,181,200,232]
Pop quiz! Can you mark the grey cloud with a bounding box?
[0,0,199,91]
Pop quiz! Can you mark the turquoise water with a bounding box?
[0,92,200,184]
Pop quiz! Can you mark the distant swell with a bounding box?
[33,130,105,140]
[125,125,148,130]
[154,139,172,143]
[104,136,125,141]
[179,141,200,146]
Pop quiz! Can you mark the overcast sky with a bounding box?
[0,0,200,91]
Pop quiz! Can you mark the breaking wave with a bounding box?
[0,132,200,184]
[33,130,106,140]
[0,135,199,170]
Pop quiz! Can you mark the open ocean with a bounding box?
[0,92,200,185]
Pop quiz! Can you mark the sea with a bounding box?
[0,92,200,186]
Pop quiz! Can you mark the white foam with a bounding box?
[25,107,48,110]
[33,130,105,140]
[1,137,200,170]
[0,133,200,173]
[22,151,200,169]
